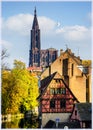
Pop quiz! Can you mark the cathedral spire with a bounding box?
[32,7,39,29]
[29,8,41,67]
[34,7,36,16]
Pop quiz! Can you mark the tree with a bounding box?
[82,60,91,67]
[2,60,39,114]
[2,70,11,114]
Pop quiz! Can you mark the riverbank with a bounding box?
[1,114,39,128]
[2,113,24,123]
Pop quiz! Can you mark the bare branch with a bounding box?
[1,48,9,60]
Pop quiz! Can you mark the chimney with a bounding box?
[60,49,63,55]
[77,56,80,59]
[72,53,74,56]
[67,49,71,54]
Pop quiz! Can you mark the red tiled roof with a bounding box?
[27,66,42,72]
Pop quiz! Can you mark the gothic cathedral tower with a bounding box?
[29,8,41,67]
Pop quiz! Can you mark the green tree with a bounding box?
[2,70,11,114]
[82,60,91,66]
[2,60,39,114]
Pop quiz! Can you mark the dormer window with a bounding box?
[50,88,66,95]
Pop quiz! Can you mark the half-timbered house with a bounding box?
[38,72,79,127]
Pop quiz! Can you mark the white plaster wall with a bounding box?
[42,113,71,127]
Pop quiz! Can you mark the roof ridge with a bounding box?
[41,72,56,87]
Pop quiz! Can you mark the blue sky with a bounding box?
[1,1,92,68]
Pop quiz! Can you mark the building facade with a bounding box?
[38,72,79,127]
[29,8,58,68]
[41,48,91,103]
[39,48,91,128]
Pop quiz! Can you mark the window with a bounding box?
[50,99,55,108]
[75,110,77,116]
[52,54,55,62]
[63,59,68,76]
[34,53,38,63]
[57,88,60,94]
[46,56,48,62]
[50,88,66,95]
[56,79,61,83]
[72,64,74,76]
[60,99,66,108]
[49,54,51,60]
[86,78,89,88]
[55,88,60,94]
[60,88,66,94]
[50,88,55,94]
[43,57,45,62]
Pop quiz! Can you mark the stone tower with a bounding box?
[29,7,41,67]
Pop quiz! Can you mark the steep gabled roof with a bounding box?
[37,72,57,100]
[38,72,79,102]
[51,48,82,67]
[41,48,82,79]
[75,103,92,121]
[40,72,57,91]
[64,48,82,65]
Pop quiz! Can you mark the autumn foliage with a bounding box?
[2,60,39,114]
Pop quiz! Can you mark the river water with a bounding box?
[2,117,40,128]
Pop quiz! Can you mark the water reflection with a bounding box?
[2,117,39,128]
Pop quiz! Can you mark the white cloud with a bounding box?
[39,16,56,34]
[2,13,56,36]
[56,25,91,42]
[2,13,91,43]
[2,13,91,63]
[2,14,33,35]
